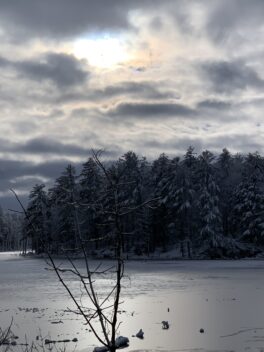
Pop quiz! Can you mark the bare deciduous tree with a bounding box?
[12,150,157,352]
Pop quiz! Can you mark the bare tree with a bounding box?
[12,150,157,352]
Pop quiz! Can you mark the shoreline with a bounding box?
[17,251,264,261]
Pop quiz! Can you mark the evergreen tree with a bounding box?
[79,158,102,245]
[197,151,223,248]
[49,164,78,251]
[150,154,172,251]
[217,148,234,236]
[25,184,49,254]
[173,167,196,256]
[232,152,264,243]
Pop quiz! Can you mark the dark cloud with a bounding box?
[197,99,232,110]
[58,81,177,104]
[0,0,198,42]
[0,52,89,88]
[0,0,129,40]
[12,80,176,107]
[0,137,92,157]
[200,60,264,92]
[20,138,92,156]
[106,102,195,119]
[142,137,203,153]
[0,137,120,161]
[0,158,80,210]
[0,56,9,67]
[0,0,178,40]
[93,81,176,100]
[0,144,121,210]
[0,148,119,210]
[137,133,264,157]
[0,0,261,50]
[206,0,264,43]
[16,53,89,88]
[206,134,263,153]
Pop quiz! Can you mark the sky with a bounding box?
[1,0,264,208]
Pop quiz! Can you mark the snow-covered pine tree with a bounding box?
[25,184,49,254]
[150,153,173,251]
[173,167,196,257]
[217,148,234,236]
[169,146,198,256]
[184,146,197,169]
[129,156,152,255]
[197,151,223,248]
[49,164,78,251]
[115,151,151,253]
[158,156,184,252]
[79,157,102,247]
[232,152,264,244]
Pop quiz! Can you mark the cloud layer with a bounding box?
[0,0,264,207]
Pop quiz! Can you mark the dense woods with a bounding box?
[0,209,22,251]
[22,148,264,258]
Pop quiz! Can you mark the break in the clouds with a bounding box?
[1,0,264,206]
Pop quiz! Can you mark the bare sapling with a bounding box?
[0,319,13,348]
[11,150,157,352]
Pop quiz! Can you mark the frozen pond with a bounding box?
[1,252,264,351]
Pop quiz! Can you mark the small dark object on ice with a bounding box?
[93,336,129,352]
[1,339,9,345]
[167,308,170,312]
[115,336,129,348]
[200,328,205,333]
[135,329,144,339]
[72,338,78,342]
[162,321,169,329]
[93,347,108,352]
[45,339,55,345]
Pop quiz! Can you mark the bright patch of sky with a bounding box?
[73,34,130,68]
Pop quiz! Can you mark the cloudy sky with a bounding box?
[1,0,264,207]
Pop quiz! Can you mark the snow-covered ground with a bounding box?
[1,253,264,351]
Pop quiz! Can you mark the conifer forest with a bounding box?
[22,148,264,259]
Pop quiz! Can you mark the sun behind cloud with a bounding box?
[73,35,130,68]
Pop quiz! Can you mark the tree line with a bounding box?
[22,147,264,258]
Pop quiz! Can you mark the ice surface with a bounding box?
[1,252,264,351]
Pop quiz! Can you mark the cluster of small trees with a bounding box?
[0,207,22,251]
[22,148,264,257]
